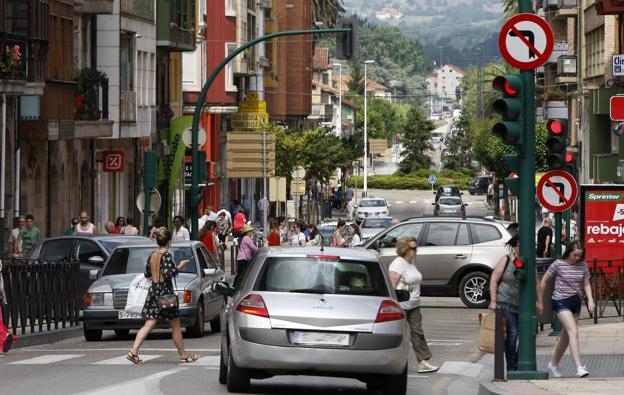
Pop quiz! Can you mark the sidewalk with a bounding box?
[479,320,624,394]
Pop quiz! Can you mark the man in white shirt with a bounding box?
[172,215,190,241]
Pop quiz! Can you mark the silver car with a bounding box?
[355,198,391,223]
[212,247,410,394]
[359,216,396,241]
[433,196,467,217]
[362,217,511,308]
[83,241,225,340]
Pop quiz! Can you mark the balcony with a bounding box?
[121,0,155,22]
[75,0,114,14]
[0,32,46,95]
[156,0,196,51]
[120,90,137,123]
[73,68,113,138]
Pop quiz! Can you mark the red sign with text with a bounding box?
[103,151,125,172]
[581,185,624,271]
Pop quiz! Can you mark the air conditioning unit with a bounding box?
[259,0,272,8]
[557,0,577,8]
[544,0,559,10]
[547,42,568,63]
[557,55,577,75]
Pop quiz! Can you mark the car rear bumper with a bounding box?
[231,329,409,375]
[83,306,198,330]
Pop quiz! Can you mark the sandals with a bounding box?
[180,353,199,363]
[127,351,142,365]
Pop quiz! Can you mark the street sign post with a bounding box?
[537,170,578,213]
[498,13,554,70]
[428,175,437,192]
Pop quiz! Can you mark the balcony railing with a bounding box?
[121,0,155,22]
[74,68,109,121]
[120,90,137,122]
[0,32,28,80]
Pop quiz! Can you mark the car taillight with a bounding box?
[183,290,192,304]
[375,300,405,323]
[236,294,269,318]
[85,293,92,307]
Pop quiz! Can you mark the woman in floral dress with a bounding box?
[127,228,199,364]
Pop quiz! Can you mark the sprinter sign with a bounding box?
[580,185,624,265]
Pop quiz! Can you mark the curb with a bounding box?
[11,324,83,349]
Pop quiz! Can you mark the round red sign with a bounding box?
[498,13,554,70]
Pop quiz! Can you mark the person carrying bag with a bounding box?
[127,228,198,365]
[124,273,151,315]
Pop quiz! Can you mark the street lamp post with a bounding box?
[363,59,375,198]
[332,63,342,137]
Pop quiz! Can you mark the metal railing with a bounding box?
[590,258,624,324]
[0,32,28,80]
[1,257,80,336]
[120,0,155,21]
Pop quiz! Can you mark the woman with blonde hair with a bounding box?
[127,228,198,364]
[389,236,439,373]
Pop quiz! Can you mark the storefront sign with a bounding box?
[613,55,624,77]
[580,185,624,267]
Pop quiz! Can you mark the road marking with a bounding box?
[92,354,162,365]
[179,355,219,366]
[407,374,430,378]
[10,354,83,364]
[428,342,463,346]
[409,201,418,204]
[24,347,220,353]
[74,367,186,395]
[395,200,404,204]
[437,361,483,377]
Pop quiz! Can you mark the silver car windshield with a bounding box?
[362,218,394,228]
[102,247,196,276]
[359,200,386,207]
[256,257,389,296]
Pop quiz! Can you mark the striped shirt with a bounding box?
[546,259,590,300]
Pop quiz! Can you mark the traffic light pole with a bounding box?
[554,211,562,257]
[188,28,350,239]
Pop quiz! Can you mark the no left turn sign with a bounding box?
[537,170,578,212]
[499,13,554,70]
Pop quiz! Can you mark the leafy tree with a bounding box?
[399,106,435,172]
[347,62,364,95]
[354,97,399,140]
[273,124,305,180]
[313,0,345,27]
[443,112,472,169]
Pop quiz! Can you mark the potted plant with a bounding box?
[74,68,108,121]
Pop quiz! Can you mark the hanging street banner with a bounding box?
[233,91,269,129]
[580,185,624,268]
[158,116,193,213]
[498,13,554,70]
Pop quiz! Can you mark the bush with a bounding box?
[345,168,477,190]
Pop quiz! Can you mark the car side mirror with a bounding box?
[460,192,464,195]
[88,256,105,265]
[463,203,469,207]
[203,268,217,276]
[432,191,436,195]
[89,269,100,281]
[387,204,391,208]
[368,240,380,250]
[212,281,235,297]
[431,202,436,206]
[395,289,410,303]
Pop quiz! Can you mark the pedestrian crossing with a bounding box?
[2,352,220,367]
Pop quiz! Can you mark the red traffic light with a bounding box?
[504,81,518,96]
[565,152,574,163]
[513,258,523,268]
[547,119,564,135]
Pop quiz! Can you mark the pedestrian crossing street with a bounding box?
[0,351,221,367]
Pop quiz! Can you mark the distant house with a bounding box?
[426,64,464,100]
[335,75,392,102]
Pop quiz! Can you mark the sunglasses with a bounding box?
[409,246,418,251]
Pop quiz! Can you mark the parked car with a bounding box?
[468,175,491,195]
[212,247,411,394]
[433,185,462,203]
[433,196,467,217]
[27,235,150,309]
[355,198,391,223]
[362,217,511,308]
[316,220,353,246]
[359,216,396,241]
[82,241,225,341]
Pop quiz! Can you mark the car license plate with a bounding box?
[118,311,141,319]
[291,331,349,346]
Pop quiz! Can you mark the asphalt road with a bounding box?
[0,298,486,395]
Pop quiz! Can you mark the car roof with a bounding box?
[44,235,150,241]
[261,246,379,262]
[359,197,385,201]
[400,216,505,225]
[110,240,203,249]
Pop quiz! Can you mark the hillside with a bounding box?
[343,0,505,69]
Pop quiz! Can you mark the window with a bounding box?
[120,34,134,91]
[585,26,604,78]
[470,224,502,244]
[377,223,424,249]
[322,72,329,85]
[225,0,236,16]
[424,223,460,246]
[41,240,74,262]
[256,257,389,296]
[225,43,237,92]
[73,240,104,263]
[196,247,209,271]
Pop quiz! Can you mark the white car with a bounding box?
[355,198,391,223]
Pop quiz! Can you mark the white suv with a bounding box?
[355,198,390,223]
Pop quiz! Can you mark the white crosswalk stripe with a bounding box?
[92,354,162,365]
[395,200,404,204]
[10,354,83,364]
[179,355,219,366]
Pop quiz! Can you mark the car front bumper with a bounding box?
[83,306,198,330]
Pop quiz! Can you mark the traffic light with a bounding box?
[546,119,568,170]
[336,17,359,60]
[504,154,520,196]
[565,150,577,178]
[513,256,526,281]
[491,75,525,148]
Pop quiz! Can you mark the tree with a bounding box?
[354,97,399,140]
[347,62,364,95]
[399,106,435,173]
[313,0,345,28]
[443,112,473,169]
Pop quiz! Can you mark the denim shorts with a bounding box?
[552,294,582,316]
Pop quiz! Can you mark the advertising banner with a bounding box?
[580,185,624,269]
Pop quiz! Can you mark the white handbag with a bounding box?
[124,274,151,314]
